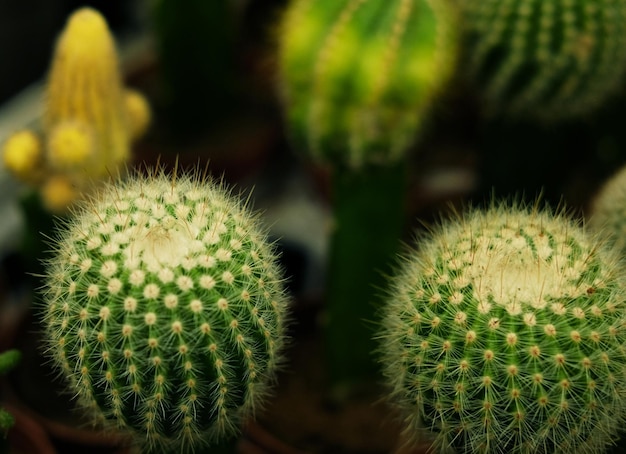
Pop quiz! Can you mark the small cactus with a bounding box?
[41,169,289,452]
[462,0,626,119]
[278,0,458,169]
[379,202,626,453]
[2,7,151,213]
[0,350,21,439]
[588,164,626,256]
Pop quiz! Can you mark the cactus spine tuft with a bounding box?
[380,202,626,453]
[41,169,289,452]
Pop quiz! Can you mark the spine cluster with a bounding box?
[278,0,457,169]
[462,0,626,120]
[380,203,626,453]
[2,7,150,212]
[41,169,288,452]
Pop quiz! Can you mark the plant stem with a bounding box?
[325,161,408,392]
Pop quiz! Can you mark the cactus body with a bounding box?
[44,7,130,176]
[278,0,457,169]
[41,170,288,452]
[589,165,626,255]
[2,7,151,213]
[463,0,626,119]
[380,203,626,453]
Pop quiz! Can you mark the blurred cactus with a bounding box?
[41,169,289,452]
[2,7,151,213]
[379,202,626,453]
[278,0,458,169]
[588,164,626,254]
[462,0,626,120]
[278,0,459,390]
[0,350,21,441]
[151,0,236,138]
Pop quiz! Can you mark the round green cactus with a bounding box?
[463,0,626,119]
[589,165,626,255]
[278,0,458,169]
[41,169,289,452]
[379,202,626,453]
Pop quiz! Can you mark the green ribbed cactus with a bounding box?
[589,165,626,255]
[463,0,626,119]
[379,202,626,453]
[41,169,289,453]
[278,0,458,169]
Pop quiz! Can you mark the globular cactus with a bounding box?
[41,169,289,452]
[2,7,151,213]
[379,202,626,454]
[462,0,626,120]
[278,0,458,169]
[588,165,626,256]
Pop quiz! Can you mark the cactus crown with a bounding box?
[278,0,457,169]
[463,0,626,120]
[41,168,289,452]
[380,202,626,454]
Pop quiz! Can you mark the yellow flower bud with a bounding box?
[2,130,44,183]
[124,89,151,140]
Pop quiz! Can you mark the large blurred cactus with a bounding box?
[278,0,458,389]
[463,0,626,120]
[279,0,457,169]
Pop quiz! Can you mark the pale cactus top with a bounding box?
[381,203,626,454]
[42,170,288,452]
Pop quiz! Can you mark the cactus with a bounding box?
[278,0,458,169]
[41,169,289,452]
[278,0,458,390]
[44,7,131,176]
[462,0,626,120]
[2,7,151,213]
[588,164,626,256]
[0,350,21,441]
[379,202,626,453]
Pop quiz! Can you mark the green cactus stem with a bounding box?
[379,201,626,453]
[325,163,408,388]
[41,169,289,453]
[462,0,626,120]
